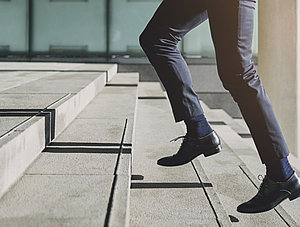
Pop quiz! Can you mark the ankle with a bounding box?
[185,113,213,138]
[266,157,294,182]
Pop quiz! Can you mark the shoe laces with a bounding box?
[169,135,190,155]
[258,174,264,181]
[169,135,186,142]
[257,174,270,195]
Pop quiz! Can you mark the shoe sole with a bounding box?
[289,188,300,201]
[203,144,222,157]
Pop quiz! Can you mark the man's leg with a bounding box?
[139,0,222,167]
[139,0,208,123]
[206,0,289,164]
[205,0,300,213]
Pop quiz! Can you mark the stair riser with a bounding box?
[0,117,45,198]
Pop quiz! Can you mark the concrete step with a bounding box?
[0,71,59,92]
[201,100,300,225]
[196,127,291,226]
[130,82,232,226]
[0,62,117,82]
[131,81,300,226]
[0,63,117,201]
[0,72,139,227]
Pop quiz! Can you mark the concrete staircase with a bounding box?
[0,62,299,226]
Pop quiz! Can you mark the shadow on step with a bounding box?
[44,141,132,154]
[131,182,213,189]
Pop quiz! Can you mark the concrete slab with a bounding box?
[200,99,300,224]
[214,126,300,225]
[137,82,165,97]
[78,93,137,119]
[0,62,117,82]
[130,188,218,227]
[73,63,117,82]
[109,175,131,227]
[289,153,300,173]
[49,73,107,137]
[0,93,67,109]
[190,65,226,93]
[26,153,117,175]
[0,117,30,131]
[192,159,233,226]
[0,175,113,227]
[202,108,233,124]
[0,71,57,92]
[2,72,105,94]
[54,117,133,144]
[55,78,138,143]
[131,100,200,182]
[0,62,84,70]
[130,87,220,226]
[100,85,138,95]
[117,153,132,176]
[0,117,45,198]
[209,125,267,196]
[107,72,139,85]
[0,131,8,137]
[10,72,137,226]
[0,65,111,202]
[0,62,112,70]
[233,118,249,132]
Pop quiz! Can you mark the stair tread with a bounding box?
[55,73,138,144]
[137,81,165,97]
[0,72,138,226]
[130,82,231,226]
[197,134,288,226]
[1,71,104,94]
[0,71,57,93]
[203,102,300,225]
[0,63,118,222]
[0,175,112,226]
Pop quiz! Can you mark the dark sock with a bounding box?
[266,157,294,182]
[184,113,213,138]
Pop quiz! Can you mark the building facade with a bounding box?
[0,0,258,59]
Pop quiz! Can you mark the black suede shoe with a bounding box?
[237,172,300,213]
[157,130,222,167]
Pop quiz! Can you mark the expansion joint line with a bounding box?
[104,118,128,227]
[191,161,222,227]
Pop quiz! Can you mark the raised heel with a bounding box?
[289,189,300,201]
[204,144,222,157]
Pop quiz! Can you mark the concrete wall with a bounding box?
[258,0,299,157]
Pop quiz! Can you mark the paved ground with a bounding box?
[0,63,299,226]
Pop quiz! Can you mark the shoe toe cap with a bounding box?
[157,157,173,166]
[237,203,251,213]
[237,201,270,213]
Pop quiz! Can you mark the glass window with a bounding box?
[0,0,258,58]
[0,0,28,54]
[109,0,182,56]
[32,0,106,55]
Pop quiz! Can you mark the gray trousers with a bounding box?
[139,0,289,164]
